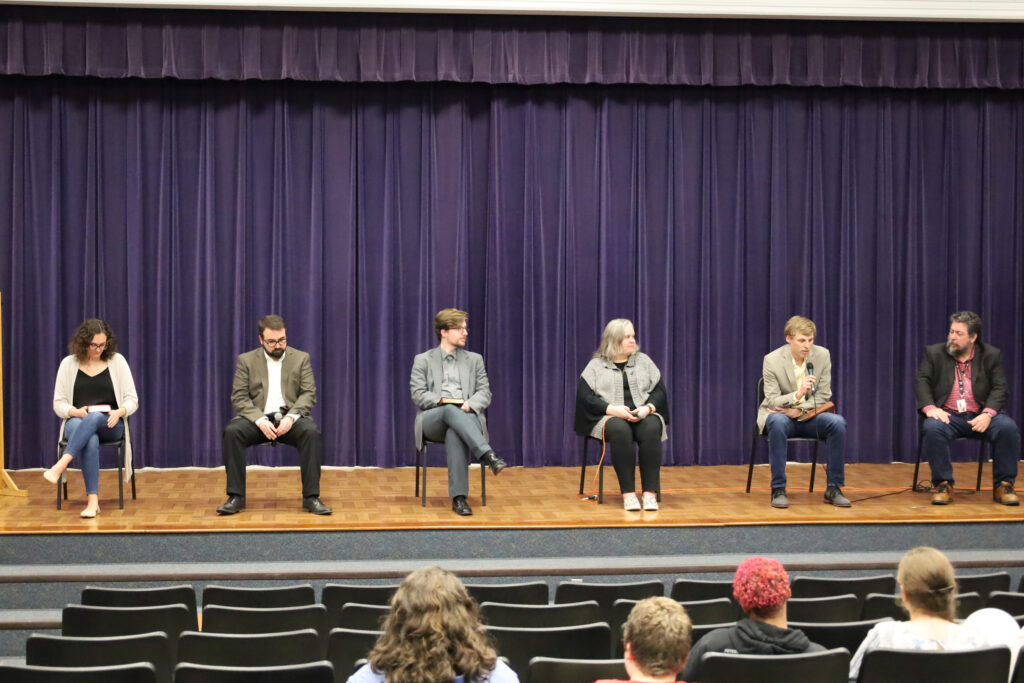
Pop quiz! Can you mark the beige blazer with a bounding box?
[756,344,834,432]
[230,347,317,423]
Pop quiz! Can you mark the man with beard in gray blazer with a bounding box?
[410,308,506,516]
[757,315,850,509]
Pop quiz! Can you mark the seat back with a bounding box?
[526,657,628,683]
[669,578,734,603]
[201,584,316,609]
[956,573,1011,602]
[0,662,157,683]
[788,618,892,654]
[465,581,550,606]
[336,603,390,631]
[321,584,399,629]
[480,600,601,629]
[857,646,1011,683]
[200,605,329,653]
[326,628,382,682]
[81,585,198,630]
[791,575,897,601]
[786,594,861,623]
[987,591,1024,616]
[61,604,191,660]
[25,632,172,683]
[177,629,322,668]
[554,580,663,623]
[486,623,612,679]
[955,591,983,619]
[172,661,334,683]
[860,593,901,621]
[701,647,851,683]
[690,622,737,646]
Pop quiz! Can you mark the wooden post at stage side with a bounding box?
[0,292,28,497]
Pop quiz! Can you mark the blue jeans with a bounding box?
[63,412,125,495]
[921,412,1020,486]
[765,412,847,490]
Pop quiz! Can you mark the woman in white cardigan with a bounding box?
[45,319,138,518]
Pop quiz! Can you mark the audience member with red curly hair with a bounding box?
[680,556,824,682]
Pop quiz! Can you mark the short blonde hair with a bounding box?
[623,597,692,677]
[783,315,816,338]
[593,319,638,361]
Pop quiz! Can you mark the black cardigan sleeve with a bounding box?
[574,376,608,437]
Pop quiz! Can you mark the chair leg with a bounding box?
[414,448,421,497]
[579,438,589,495]
[118,444,125,510]
[912,433,923,492]
[976,441,986,492]
[481,462,487,506]
[809,441,819,492]
[598,459,604,504]
[131,472,137,500]
[56,443,63,510]
[419,448,427,507]
[746,431,759,493]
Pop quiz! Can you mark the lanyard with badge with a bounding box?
[955,360,969,414]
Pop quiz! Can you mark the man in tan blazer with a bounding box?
[217,315,330,515]
[757,315,849,509]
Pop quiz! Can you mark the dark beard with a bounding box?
[267,348,285,359]
[945,341,969,359]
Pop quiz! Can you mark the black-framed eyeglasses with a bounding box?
[262,337,287,348]
[88,342,107,350]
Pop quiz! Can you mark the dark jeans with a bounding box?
[764,412,846,490]
[603,416,662,494]
[221,417,323,498]
[921,412,1020,486]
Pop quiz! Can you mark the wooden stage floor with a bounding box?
[1,462,1022,534]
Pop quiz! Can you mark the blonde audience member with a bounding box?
[594,596,693,683]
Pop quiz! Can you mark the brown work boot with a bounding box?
[931,481,953,505]
[993,481,1019,506]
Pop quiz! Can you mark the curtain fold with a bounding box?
[3,77,1023,469]
[2,7,1024,88]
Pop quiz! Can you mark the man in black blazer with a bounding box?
[915,311,1019,505]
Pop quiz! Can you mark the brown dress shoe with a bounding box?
[931,481,953,505]
[994,481,1020,506]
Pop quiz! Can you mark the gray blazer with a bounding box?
[756,344,834,432]
[410,346,491,450]
[231,347,317,423]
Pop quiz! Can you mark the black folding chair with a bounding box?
[56,417,135,510]
[747,378,827,493]
[912,414,989,491]
[415,436,486,507]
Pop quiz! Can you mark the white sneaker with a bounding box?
[623,493,641,511]
[642,492,659,511]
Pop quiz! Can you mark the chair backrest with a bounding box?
[690,622,737,646]
[701,647,851,683]
[786,594,861,623]
[553,580,663,623]
[669,578,735,604]
[480,600,602,629]
[321,584,399,629]
[526,656,628,683]
[172,661,334,683]
[81,585,198,630]
[201,584,316,609]
[679,597,740,625]
[61,604,192,660]
[0,662,157,683]
[856,646,1011,683]
[1013,644,1024,683]
[326,628,382,682]
[791,575,897,601]
[177,629,322,668]
[201,604,328,640]
[956,572,1011,601]
[955,591,984,619]
[336,603,391,631]
[465,581,550,606]
[788,618,893,654]
[861,593,901,621]
[987,591,1024,616]
[486,623,612,679]
[25,632,172,683]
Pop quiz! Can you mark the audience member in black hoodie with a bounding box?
[681,556,824,682]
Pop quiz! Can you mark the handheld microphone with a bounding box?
[272,411,283,427]
[805,361,816,395]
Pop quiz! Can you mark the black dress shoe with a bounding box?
[302,497,332,515]
[217,496,245,515]
[452,495,473,516]
[480,451,507,476]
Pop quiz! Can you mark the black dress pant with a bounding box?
[604,416,662,494]
[222,417,323,498]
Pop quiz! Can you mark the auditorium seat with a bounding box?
[788,618,892,655]
[785,594,860,623]
[0,662,157,682]
[856,645,1011,683]
[81,585,198,631]
[479,600,601,629]
[700,647,850,683]
[61,604,192,661]
[321,584,399,629]
[25,632,172,683]
[955,572,1011,602]
[986,591,1024,616]
[335,603,390,631]
[485,622,612,679]
[790,575,896,602]
[201,584,316,609]
[554,580,663,624]
[610,598,735,657]
[326,628,382,682]
[200,605,329,655]
[177,629,322,668]
[465,581,549,606]
[669,578,735,604]
[172,661,334,683]
[527,656,629,683]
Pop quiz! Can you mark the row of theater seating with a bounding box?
[2,576,1024,682]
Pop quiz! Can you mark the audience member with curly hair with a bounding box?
[346,566,519,683]
[848,546,1004,681]
[594,596,693,683]
[681,556,823,682]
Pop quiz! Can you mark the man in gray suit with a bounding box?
[217,315,331,515]
[410,308,506,516]
[757,315,850,509]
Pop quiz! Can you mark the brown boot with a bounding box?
[993,481,1019,506]
[931,481,953,505]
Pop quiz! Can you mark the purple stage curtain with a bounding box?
[2,76,1023,470]
[2,7,1024,89]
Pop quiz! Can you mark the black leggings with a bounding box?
[603,416,662,494]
